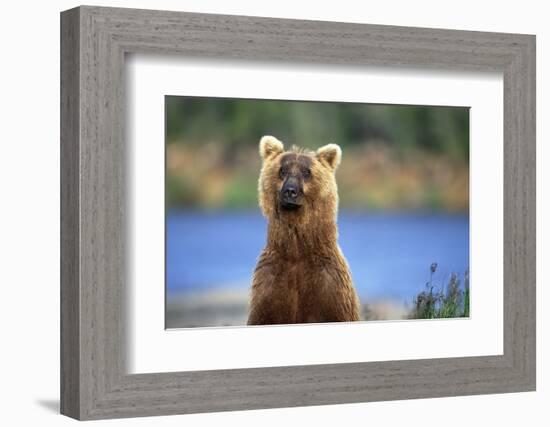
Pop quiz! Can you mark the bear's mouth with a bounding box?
[280,200,302,211]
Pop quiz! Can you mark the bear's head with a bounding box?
[258,135,341,225]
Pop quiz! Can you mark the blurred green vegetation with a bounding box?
[409,265,470,319]
[166,96,469,211]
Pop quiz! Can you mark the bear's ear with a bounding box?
[316,143,342,171]
[259,135,284,161]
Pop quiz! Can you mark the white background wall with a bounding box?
[0,0,546,425]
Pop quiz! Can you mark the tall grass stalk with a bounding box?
[410,264,470,319]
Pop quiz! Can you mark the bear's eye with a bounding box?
[279,167,286,179]
[302,168,311,179]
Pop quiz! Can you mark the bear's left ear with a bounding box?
[316,143,342,171]
[259,135,284,161]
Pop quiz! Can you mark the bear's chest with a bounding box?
[273,258,321,287]
[271,258,335,315]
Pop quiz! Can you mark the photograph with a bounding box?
[165,96,470,328]
[54,4,537,420]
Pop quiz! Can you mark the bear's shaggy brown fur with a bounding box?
[247,135,361,325]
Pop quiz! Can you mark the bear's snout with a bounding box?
[280,176,303,210]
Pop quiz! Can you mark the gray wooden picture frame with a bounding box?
[60,5,536,420]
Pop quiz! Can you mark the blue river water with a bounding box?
[166,210,469,303]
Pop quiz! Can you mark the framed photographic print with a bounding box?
[60,5,536,420]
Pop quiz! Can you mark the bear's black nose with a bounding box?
[280,177,303,210]
[283,187,298,199]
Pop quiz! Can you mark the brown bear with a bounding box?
[247,135,361,325]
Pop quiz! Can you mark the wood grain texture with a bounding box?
[60,5,536,420]
[60,7,80,419]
